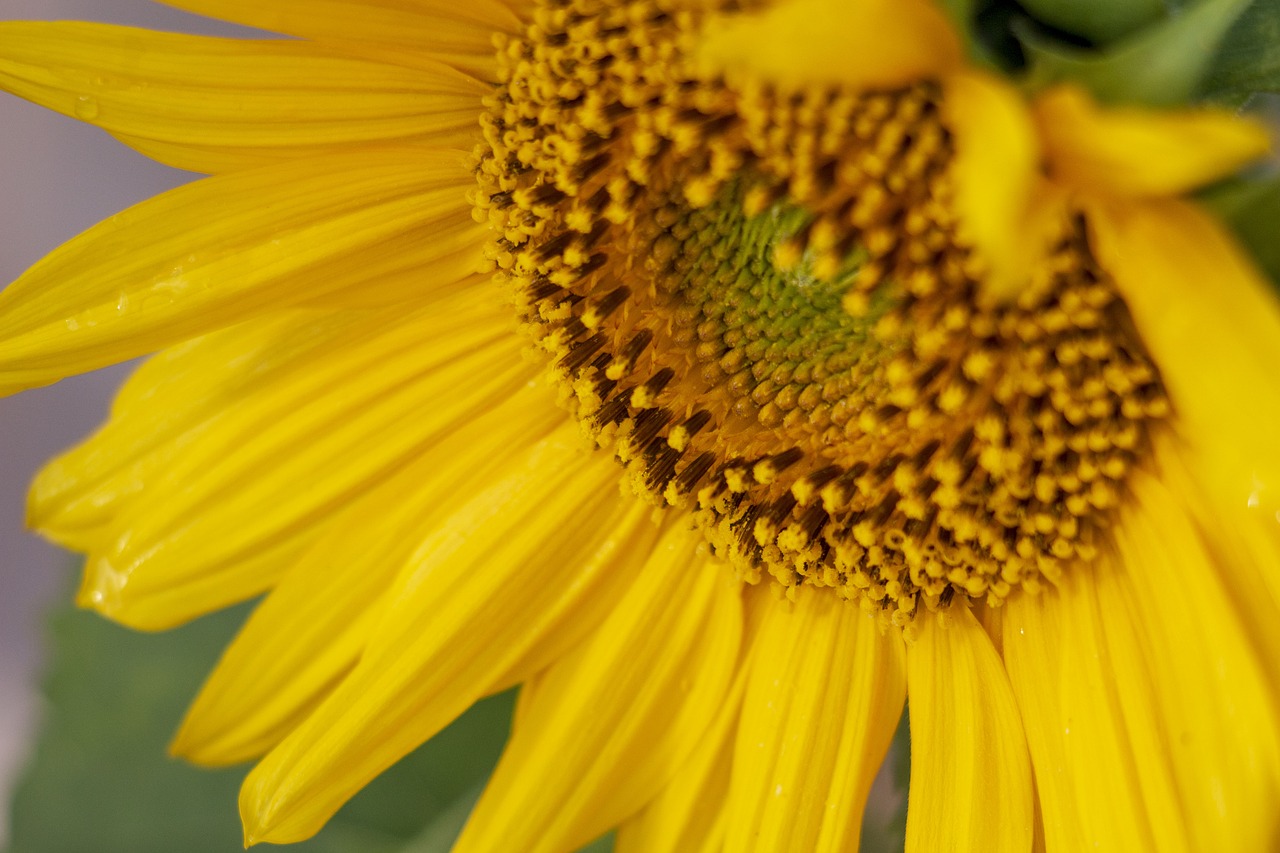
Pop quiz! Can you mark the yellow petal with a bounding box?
[613,679,739,853]
[723,588,906,853]
[1004,460,1280,852]
[0,146,483,395]
[0,22,487,174]
[455,527,743,853]
[697,0,962,92]
[156,0,521,80]
[27,311,336,552]
[940,70,1055,302]
[906,606,1033,853]
[1085,196,1280,518]
[47,294,525,630]
[238,432,658,845]
[1152,430,1280,699]
[1036,85,1270,197]
[1004,570,1172,851]
[170,377,566,765]
[612,586,770,853]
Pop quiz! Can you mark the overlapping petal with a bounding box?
[613,673,740,853]
[0,146,483,395]
[38,292,524,630]
[238,428,659,845]
[723,589,906,852]
[454,526,743,853]
[1005,458,1280,851]
[170,377,567,765]
[1154,432,1280,698]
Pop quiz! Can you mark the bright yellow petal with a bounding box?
[0,146,483,395]
[1086,196,1280,518]
[612,586,769,853]
[1005,460,1280,852]
[613,675,740,853]
[1004,569,1171,851]
[27,311,337,552]
[42,294,525,630]
[156,0,521,80]
[723,588,906,853]
[1116,486,1279,851]
[454,527,743,853]
[0,22,487,174]
[906,606,1033,853]
[1153,430,1280,699]
[940,70,1058,302]
[696,0,962,92]
[1036,85,1270,197]
[169,378,566,765]
[238,432,659,845]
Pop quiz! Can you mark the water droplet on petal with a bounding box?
[74,95,100,120]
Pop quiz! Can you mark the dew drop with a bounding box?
[116,292,130,312]
[74,95,100,120]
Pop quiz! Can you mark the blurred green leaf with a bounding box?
[1019,0,1255,106]
[6,590,515,853]
[392,783,485,853]
[1199,0,1280,104]
[1018,0,1165,44]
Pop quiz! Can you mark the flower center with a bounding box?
[473,0,1170,624]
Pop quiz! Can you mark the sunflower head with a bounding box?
[3,0,1280,851]
[470,0,1204,626]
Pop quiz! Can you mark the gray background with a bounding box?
[0,3,252,844]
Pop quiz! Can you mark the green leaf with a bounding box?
[1017,0,1166,45]
[1018,0,1255,106]
[7,582,515,853]
[1199,0,1280,104]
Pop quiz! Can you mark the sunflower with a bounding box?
[3,0,1280,850]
